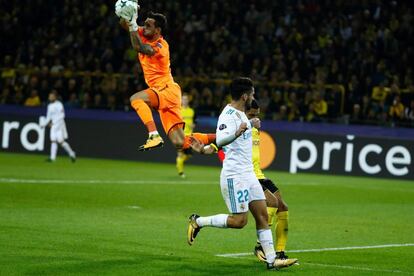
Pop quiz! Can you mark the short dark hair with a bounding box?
[148,12,167,34]
[230,77,254,100]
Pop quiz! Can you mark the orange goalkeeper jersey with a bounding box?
[137,27,174,88]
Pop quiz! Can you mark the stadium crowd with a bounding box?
[1,0,413,126]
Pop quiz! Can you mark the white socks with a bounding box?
[196,214,229,228]
[51,141,75,160]
[149,131,159,136]
[50,142,58,160]
[61,142,75,158]
[257,229,276,264]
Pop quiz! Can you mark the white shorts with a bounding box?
[50,122,68,143]
[220,171,266,214]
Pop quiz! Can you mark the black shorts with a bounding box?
[258,178,279,193]
[183,148,193,155]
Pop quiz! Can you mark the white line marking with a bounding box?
[0,178,215,185]
[127,206,142,209]
[304,262,414,275]
[216,243,414,258]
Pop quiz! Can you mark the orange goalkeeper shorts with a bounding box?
[146,82,184,135]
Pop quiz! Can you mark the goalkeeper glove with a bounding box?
[115,0,139,32]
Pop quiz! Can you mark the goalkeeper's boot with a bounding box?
[187,214,201,245]
[253,243,267,262]
[274,251,298,268]
[139,134,164,151]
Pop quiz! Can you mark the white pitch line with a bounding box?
[0,178,216,185]
[216,243,414,258]
[127,205,142,209]
[304,262,414,275]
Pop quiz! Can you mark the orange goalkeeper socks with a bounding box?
[131,98,157,133]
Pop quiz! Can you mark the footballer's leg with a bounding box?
[157,84,216,151]
[168,125,185,149]
[247,175,280,270]
[250,177,297,269]
[254,187,279,262]
[263,179,297,264]
[183,133,216,150]
[275,190,291,260]
[130,89,164,151]
[176,148,192,178]
[188,175,251,245]
[49,141,58,162]
[188,212,249,245]
[249,199,277,269]
[176,150,185,177]
[55,128,76,162]
[187,213,231,245]
[60,140,76,162]
[48,127,58,162]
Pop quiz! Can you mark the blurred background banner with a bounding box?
[2,105,412,179]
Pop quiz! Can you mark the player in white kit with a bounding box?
[40,90,76,162]
[186,77,293,270]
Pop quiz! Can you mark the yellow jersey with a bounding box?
[252,127,265,179]
[182,106,195,136]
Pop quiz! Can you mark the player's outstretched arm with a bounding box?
[129,30,155,56]
[116,0,155,56]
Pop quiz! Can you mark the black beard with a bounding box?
[245,100,251,111]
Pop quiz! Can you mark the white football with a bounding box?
[115,0,139,20]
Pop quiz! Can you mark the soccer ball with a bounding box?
[115,0,139,20]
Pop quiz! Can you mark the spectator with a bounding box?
[268,90,283,119]
[405,100,414,124]
[24,90,41,107]
[107,94,117,111]
[0,87,12,104]
[350,104,363,124]
[65,93,80,109]
[312,92,328,120]
[92,94,104,109]
[371,83,389,103]
[81,92,92,109]
[389,95,405,121]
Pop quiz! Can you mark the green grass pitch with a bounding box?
[1,152,414,275]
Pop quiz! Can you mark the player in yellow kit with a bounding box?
[176,94,195,177]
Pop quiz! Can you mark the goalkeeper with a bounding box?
[115,0,215,152]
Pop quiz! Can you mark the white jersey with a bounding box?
[42,100,68,142]
[44,100,66,127]
[216,105,253,176]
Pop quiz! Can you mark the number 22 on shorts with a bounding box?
[237,189,249,203]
